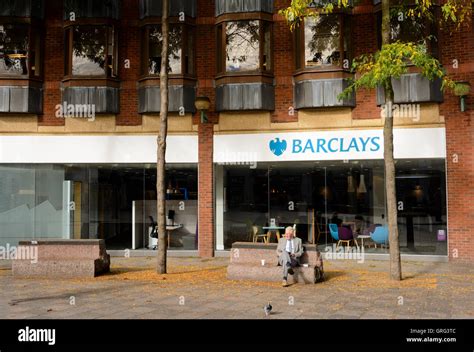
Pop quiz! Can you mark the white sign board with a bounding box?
[0,135,198,164]
[214,128,446,163]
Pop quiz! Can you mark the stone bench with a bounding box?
[227,242,324,284]
[12,239,110,278]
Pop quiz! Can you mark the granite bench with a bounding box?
[12,239,110,278]
[227,242,325,284]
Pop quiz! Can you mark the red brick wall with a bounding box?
[196,1,216,257]
[116,0,141,126]
[40,0,64,126]
[198,121,215,257]
[16,0,474,261]
[439,20,474,263]
[273,0,298,122]
[351,4,379,120]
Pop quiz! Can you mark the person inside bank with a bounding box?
[276,226,303,287]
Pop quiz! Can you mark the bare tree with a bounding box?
[157,0,169,274]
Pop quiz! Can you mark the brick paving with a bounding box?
[1,256,473,319]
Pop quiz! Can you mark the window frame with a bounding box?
[375,7,440,59]
[215,12,274,83]
[294,12,352,74]
[139,16,196,88]
[63,21,118,80]
[0,18,44,81]
[140,20,196,79]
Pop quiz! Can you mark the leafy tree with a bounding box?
[280,0,471,280]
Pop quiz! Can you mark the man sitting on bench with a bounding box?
[276,226,303,287]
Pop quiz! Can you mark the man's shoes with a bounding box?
[282,279,289,287]
[288,268,294,275]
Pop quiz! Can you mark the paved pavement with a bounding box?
[1,256,473,319]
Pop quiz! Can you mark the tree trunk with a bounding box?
[381,0,402,280]
[157,0,169,274]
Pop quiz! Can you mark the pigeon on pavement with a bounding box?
[264,302,272,316]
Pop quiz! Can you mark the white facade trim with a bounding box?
[214,127,447,163]
[0,135,199,164]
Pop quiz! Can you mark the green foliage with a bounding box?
[278,0,350,31]
[338,41,455,100]
[441,0,472,27]
[454,81,471,96]
[279,0,471,100]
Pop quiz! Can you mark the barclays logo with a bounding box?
[269,138,287,156]
[269,135,382,157]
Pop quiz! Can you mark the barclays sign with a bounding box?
[214,128,446,163]
[269,136,381,157]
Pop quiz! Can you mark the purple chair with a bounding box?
[337,226,359,249]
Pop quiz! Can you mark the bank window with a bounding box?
[0,23,42,77]
[217,20,272,74]
[295,14,350,71]
[64,25,117,77]
[377,11,438,57]
[141,24,195,76]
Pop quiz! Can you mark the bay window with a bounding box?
[138,0,197,114]
[62,0,121,114]
[64,25,117,78]
[141,23,195,76]
[217,19,272,75]
[378,11,439,57]
[214,0,275,112]
[0,0,44,114]
[0,23,42,78]
[296,14,350,71]
[375,8,443,104]
[293,12,354,109]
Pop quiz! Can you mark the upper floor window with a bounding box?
[377,11,439,57]
[64,25,117,78]
[0,23,42,77]
[296,14,350,71]
[217,19,272,74]
[141,23,195,77]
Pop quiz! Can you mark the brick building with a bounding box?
[0,0,472,262]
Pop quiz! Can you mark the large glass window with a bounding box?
[0,23,42,77]
[395,159,447,254]
[218,159,447,256]
[142,24,194,76]
[0,164,198,251]
[65,25,117,77]
[217,20,272,74]
[296,14,350,71]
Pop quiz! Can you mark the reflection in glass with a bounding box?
[263,21,272,72]
[220,159,447,255]
[72,26,107,76]
[186,29,194,75]
[395,159,447,254]
[305,15,341,68]
[148,25,183,75]
[0,24,29,76]
[390,16,427,46]
[0,164,198,251]
[226,20,260,72]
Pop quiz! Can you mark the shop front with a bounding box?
[214,127,448,257]
[0,135,199,251]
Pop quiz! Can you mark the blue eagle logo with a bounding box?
[269,138,287,156]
